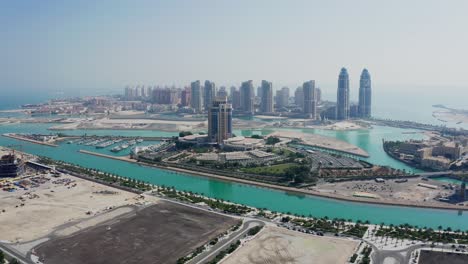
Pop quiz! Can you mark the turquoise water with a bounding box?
[0,123,467,230]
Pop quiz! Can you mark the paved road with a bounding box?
[368,240,455,264]
[190,220,264,264]
[0,243,30,264]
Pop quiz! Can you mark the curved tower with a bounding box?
[358,69,372,118]
[336,68,350,120]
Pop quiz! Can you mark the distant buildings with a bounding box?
[217,86,228,98]
[275,87,289,109]
[315,87,322,103]
[122,67,371,118]
[180,87,191,107]
[303,80,317,119]
[260,80,274,113]
[294,86,304,109]
[208,97,233,144]
[204,80,216,111]
[152,88,179,105]
[358,69,372,118]
[231,88,241,110]
[240,80,255,115]
[336,67,350,120]
[190,80,203,113]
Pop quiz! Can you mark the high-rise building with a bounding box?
[358,69,372,118]
[260,80,274,113]
[204,80,216,110]
[294,86,304,109]
[336,67,350,120]
[315,87,322,103]
[229,86,237,97]
[180,87,191,107]
[190,80,203,113]
[217,86,228,98]
[240,80,255,115]
[152,88,179,104]
[231,89,241,110]
[303,80,316,119]
[276,87,289,109]
[208,97,233,144]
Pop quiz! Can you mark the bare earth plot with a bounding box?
[222,226,359,264]
[0,174,140,243]
[35,201,238,264]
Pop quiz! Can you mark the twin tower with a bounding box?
[337,68,372,120]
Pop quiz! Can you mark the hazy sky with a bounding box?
[2,0,468,96]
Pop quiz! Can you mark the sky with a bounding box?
[1,0,468,98]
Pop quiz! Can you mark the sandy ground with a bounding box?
[222,226,359,264]
[320,121,364,130]
[315,177,464,206]
[433,110,468,124]
[255,115,288,120]
[268,130,369,157]
[49,117,207,131]
[0,174,149,243]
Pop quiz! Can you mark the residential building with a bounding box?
[260,80,274,113]
[303,80,316,119]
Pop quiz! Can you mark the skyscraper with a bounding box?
[303,80,316,119]
[260,80,274,113]
[336,68,350,120]
[190,80,203,113]
[294,86,304,109]
[240,80,255,115]
[275,87,289,109]
[231,89,241,110]
[358,69,372,118]
[217,86,228,98]
[315,87,322,103]
[208,97,233,144]
[204,80,216,110]
[180,87,191,107]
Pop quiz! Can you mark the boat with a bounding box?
[111,146,122,153]
[136,139,143,143]
[121,144,129,149]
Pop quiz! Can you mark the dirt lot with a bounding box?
[418,250,468,264]
[35,201,238,264]
[0,174,142,243]
[222,226,359,264]
[315,177,460,206]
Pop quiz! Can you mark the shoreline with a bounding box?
[78,149,468,211]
